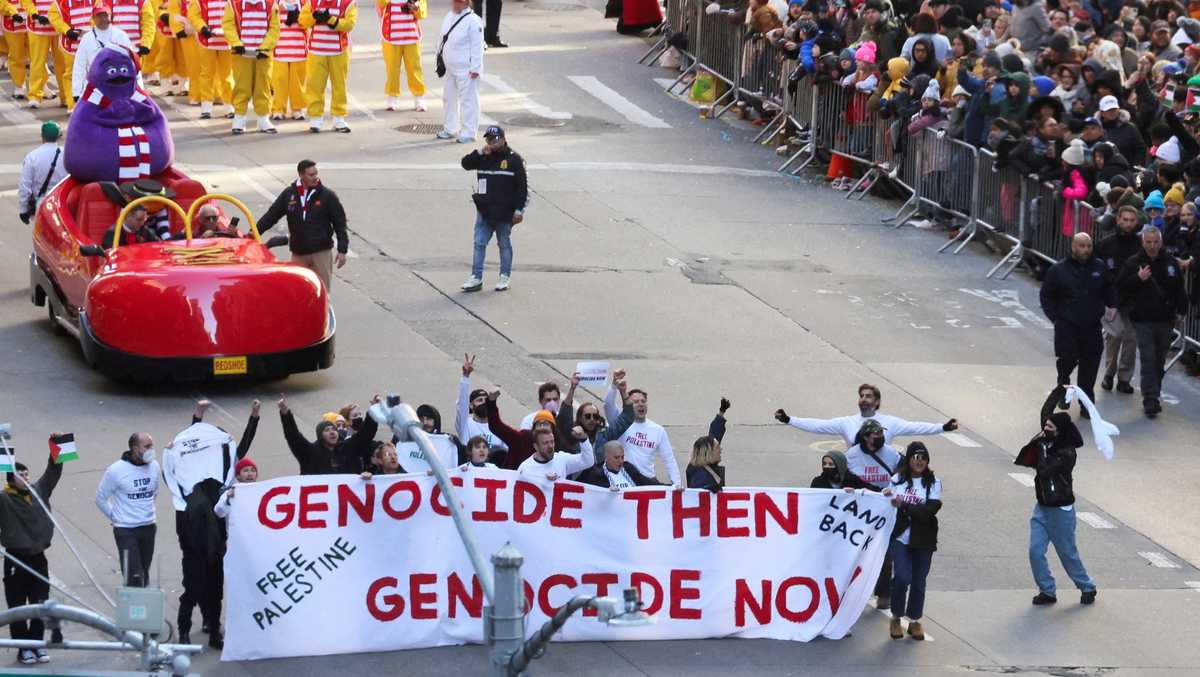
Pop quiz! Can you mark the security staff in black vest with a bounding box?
[1039,232,1116,419]
[459,126,527,293]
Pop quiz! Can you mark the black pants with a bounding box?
[113,524,156,587]
[1134,321,1173,400]
[3,551,50,640]
[1054,321,1103,403]
[175,511,224,634]
[472,0,503,41]
[874,548,892,599]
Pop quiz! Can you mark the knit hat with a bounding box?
[532,410,556,428]
[1156,136,1181,164]
[1145,190,1166,211]
[1062,139,1086,166]
[235,457,257,475]
[320,412,340,424]
[1165,182,1186,206]
[315,420,336,437]
[1000,51,1025,74]
[905,440,930,461]
[856,40,877,64]
[922,79,940,101]
[952,84,971,98]
[862,0,884,11]
[1033,75,1055,97]
[982,51,1002,71]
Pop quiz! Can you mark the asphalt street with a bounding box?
[2,1,1200,675]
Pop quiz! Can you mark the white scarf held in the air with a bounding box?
[1064,386,1118,460]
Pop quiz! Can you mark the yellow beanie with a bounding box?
[1164,182,1186,206]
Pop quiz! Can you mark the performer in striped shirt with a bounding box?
[1,0,30,98]
[378,0,425,112]
[300,0,354,133]
[19,0,70,107]
[46,0,94,109]
[270,0,305,119]
[108,0,154,54]
[187,0,232,118]
[222,0,278,134]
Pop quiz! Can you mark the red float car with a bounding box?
[29,167,335,381]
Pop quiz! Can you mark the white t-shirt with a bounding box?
[787,412,944,447]
[845,443,903,489]
[455,377,508,451]
[95,457,159,528]
[516,441,594,484]
[619,420,680,487]
[161,422,236,511]
[889,474,942,544]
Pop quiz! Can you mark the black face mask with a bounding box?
[821,467,840,482]
[351,417,363,431]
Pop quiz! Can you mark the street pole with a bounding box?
[489,543,526,677]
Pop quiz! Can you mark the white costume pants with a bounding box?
[442,69,480,139]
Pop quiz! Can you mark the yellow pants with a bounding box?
[230,53,271,116]
[0,31,7,57]
[4,30,28,90]
[27,34,70,106]
[271,59,305,115]
[179,35,200,102]
[194,47,232,103]
[381,42,424,97]
[148,34,186,80]
[305,51,348,118]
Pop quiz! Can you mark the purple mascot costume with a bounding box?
[64,46,174,184]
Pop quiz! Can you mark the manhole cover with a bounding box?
[504,114,570,129]
[394,122,445,134]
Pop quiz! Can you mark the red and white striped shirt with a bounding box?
[273,0,307,61]
[110,0,145,45]
[56,0,93,53]
[230,0,270,49]
[380,0,419,45]
[3,5,28,33]
[307,0,350,55]
[196,0,227,48]
[155,0,172,36]
[28,0,55,35]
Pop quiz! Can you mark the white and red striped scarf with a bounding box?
[79,84,155,181]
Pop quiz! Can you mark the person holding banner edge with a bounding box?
[883,442,942,641]
[845,419,902,609]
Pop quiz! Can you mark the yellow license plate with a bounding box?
[213,356,248,375]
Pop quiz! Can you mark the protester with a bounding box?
[213,457,259,519]
[455,355,509,457]
[279,394,380,473]
[1039,232,1116,417]
[616,387,682,488]
[810,450,870,490]
[775,383,957,447]
[1116,227,1189,417]
[519,381,561,430]
[685,399,729,492]
[95,432,159,587]
[363,440,405,477]
[576,440,662,490]
[1,449,63,665]
[458,435,498,470]
[516,426,594,484]
[845,419,902,608]
[884,441,941,641]
[485,389,564,470]
[1016,387,1097,606]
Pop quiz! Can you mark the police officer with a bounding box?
[459,125,527,293]
[1039,232,1116,418]
[1116,227,1189,418]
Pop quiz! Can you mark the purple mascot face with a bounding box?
[63,46,175,185]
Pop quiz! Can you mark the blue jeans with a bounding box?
[1029,503,1095,596]
[471,213,512,278]
[890,540,933,620]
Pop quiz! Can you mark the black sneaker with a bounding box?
[1032,592,1058,605]
[1144,398,1162,417]
[208,629,223,649]
[1116,381,1134,394]
[180,632,191,645]
[1081,589,1097,605]
[1079,405,1091,420]
[1100,375,1114,391]
[1056,388,1070,410]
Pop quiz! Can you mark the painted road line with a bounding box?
[480,74,572,120]
[568,75,671,128]
[346,92,382,122]
[0,91,39,125]
[941,432,981,448]
[1139,552,1181,568]
[1076,512,1115,529]
[1007,472,1035,488]
[1185,582,1200,592]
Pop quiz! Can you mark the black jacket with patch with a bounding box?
[462,148,528,225]
[257,181,349,255]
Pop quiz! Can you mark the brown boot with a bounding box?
[889,617,903,639]
[907,621,925,641]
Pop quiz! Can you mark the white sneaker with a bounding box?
[18,649,36,665]
[28,99,39,109]
[494,274,510,291]
[413,97,426,112]
[456,136,475,143]
[35,648,49,663]
[386,96,400,111]
[309,117,324,133]
[460,275,483,291]
[436,130,454,140]
[231,115,246,134]
[332,116,350,133]
[14,86,27,99]
[257,117,277,134]
[908,218,933,229]
[292,111,307,120]
[200,101,213,118]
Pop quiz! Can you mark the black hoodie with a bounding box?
[1015,388,1083,507]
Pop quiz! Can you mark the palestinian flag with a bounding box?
[49,434,78,463]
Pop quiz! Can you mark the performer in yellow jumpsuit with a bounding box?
[1,0,30,98]
[22,0,70,108]
[300,0,354,133]
[46,0,93,110]
[109,0,155,56]
[221,0,278,134]
[378,0,425,112]
[270,0,306,119]
[187,0,232,118]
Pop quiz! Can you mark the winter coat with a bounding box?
[1011,0,1052,52]
[1015,409,1081,508]
[257,180,349,255]
[462,147,529,225]
[1039,255,1115,326]
[281,410,379,475]
[686,463,726,492]
[1102,116,1147,167]
[891,477,941,551]
[575,462,663,489]
[1096,229,1142,279]
[1117,250,1190,323]
[810,451,871,489]
[0,456,62,554]
[1060,167,1092,236]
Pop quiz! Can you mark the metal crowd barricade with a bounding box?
[689,7,744,115]
[778,74,817,173]
[638,0,689,65]
[974,149,1029,278]
[735,36,788,144]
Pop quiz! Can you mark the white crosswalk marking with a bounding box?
[1139,552,1180,568]
[1007,472,1035,488]
[941,432,980,448]
[568,75,670,128]
[1185,581,1200,591]
[480,74,572,120]
[1077,512,1115,529]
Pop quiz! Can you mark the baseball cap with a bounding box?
[41,121,61,141]
[93,0,111,15]
[1098,95,1119,112]
[1152,19,1171,33]
[483,125,505,139]
[1082,116,1101,127]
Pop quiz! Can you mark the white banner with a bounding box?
[222,469,894,661]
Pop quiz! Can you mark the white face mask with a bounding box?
[544,399,561,414]
[141,448,156,463]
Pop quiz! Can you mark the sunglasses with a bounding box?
[581,413,601,420]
